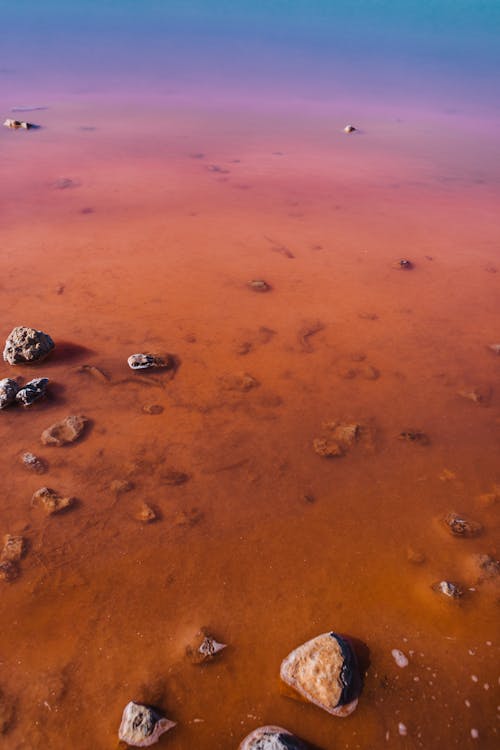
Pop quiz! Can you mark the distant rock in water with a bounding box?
[247,279,272,292]
[239,726,316,750]
[128,353,174,370]
[3,326,54,365]
[118,701,176,747]
[280,632,361,717]
[343,124,357,134]
[393,258,413,270]
[3,118,35,129]
[0,378,19,409]
[443,512,482,538]
[186,628,227,664]
[41,415,87,446]
[15,378,49,406]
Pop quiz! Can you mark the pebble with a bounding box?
[391,649,409,668]
[3,118,34,129]
[118,701,175,747]
[433,580,463,599]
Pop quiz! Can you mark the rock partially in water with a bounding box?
[21,451,46,473]
[432,580,463,599]
[41,415,87,446]
[3,118,34,129]
[32,487,74,515]
[393,258,413,270]
[118,701,175,747]
[0,560,19,582]
[343,124,357,134]
[239,726,315,750]
[280,632,361,717]
[135,502,157,523]
[15,377,49,407]
[3,326,54,365]
[0,378,19,409]
[1,535,26,562]
[443,512,482,538]
[186,628,227,664]
[128,353,173,370]
[247,279,272,293]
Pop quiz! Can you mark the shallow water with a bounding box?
[1,3,499,749]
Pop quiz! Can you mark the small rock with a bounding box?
[15,377,49,406]
[0,560,19,582]
[391,649,409,668]
[398,430,429,446]
[0,378,20,409]
[41,415,87,446]
[127,353,173,370]
[343,124,357,134]
[359,364,380,380]
[407,547,426,564]
[3,326,54,365]
[322,422,360,448]
[135,503,157,523]
[247,279,271,292]
[220,372,259,392]
[186,628,227,664]
[239,726,314,750]
[487,344,500,355]
[394,259,413,269]
[32,487,74,515]
[1,535,26,563]
[3,118,34,129]
[458,386,491,405]
[468,553,500,582]
[118,701,175,747]
[280,632,361,717]
[143,404,164,415]
[444,512,482,538]
[433,580,463,599]
[312,438,345,458]
[110,479,134,494]
[21,452,46,473]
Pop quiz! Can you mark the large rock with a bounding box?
[3,326,54,365]
[15,377,49,406]
[41,415,87,446]
[118,701,175,747]
[0,379,19,409]
[280,632,361,717]
[238,726,315,750]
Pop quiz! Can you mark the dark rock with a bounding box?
[444,512,482,538]
[21,452,46,473]
[118,701,175,747]
[239,726,315,750]
[3,326,54,365]
[398,430,429,446]
[15,377,49,406]
[32,487,74,515]
[394,259,413,269]
[128,353,174,370]
[468,553,500,582]
[280,632,361,717]
[0,378,19,409]
[186,628,227,664]
[41,415,87,446]
[247,279,271,292]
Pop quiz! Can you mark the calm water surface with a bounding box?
[0,2,499,748]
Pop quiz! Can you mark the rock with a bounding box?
[0,560,19,582]
[391,649,409,668]
[3,118,34,129]
[21,452,46,473]
[135,502,157,523]
[394,259,413,269]
[110,479,134,494]
[1,535,25,562]
[359,364,380,380]
[220,373,259,392]
[118,701,175,747]
[322,422,360,448]
[343,124,356,134]
[41,415,87,446]
[487,344,500,355]
[312,438,345,458]
[32,487,74,515]
[3,326,54,365]
[298,320,325,352]
[160,469,189,486]
[432,580,463,599]
[467,553,500,582]
[15,377,49,406]
[407,547,426,564]
[186,628,227,664]
[247,279,271,293]
[280,632,361,717]
[127,353,173,370]
[143,404,164,415]
[398,430,429,446]
[0,378,19,409]
[238,726,314,750]
[458,385,491,405]
[443,512,482,538]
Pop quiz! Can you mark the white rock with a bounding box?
[391,649,409,668]
[118,701,175,747]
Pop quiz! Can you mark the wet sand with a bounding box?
[0,100,499,749]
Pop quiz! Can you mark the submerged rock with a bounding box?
[0,378,19,409]
[32,487,74,515]
[312,438,345,458]
[280,632,361,717]
[110,479,133,494]
[247,279,271,293]
[21,451,46,473]
[0,560,19,582]
[443,512,482,538]
[1,535,26,563]
[128,353,173,370]
[15,377,49,406]
[3,326,54,365]
[220,372,259,392]
[41,415,87,446]
[118,701,175,747]
[467,553,500,583]
[186,628,227,664]
[398,430,429,446]
[143,403,164,415]
[239,726,315,750]
[432,580,463,599]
